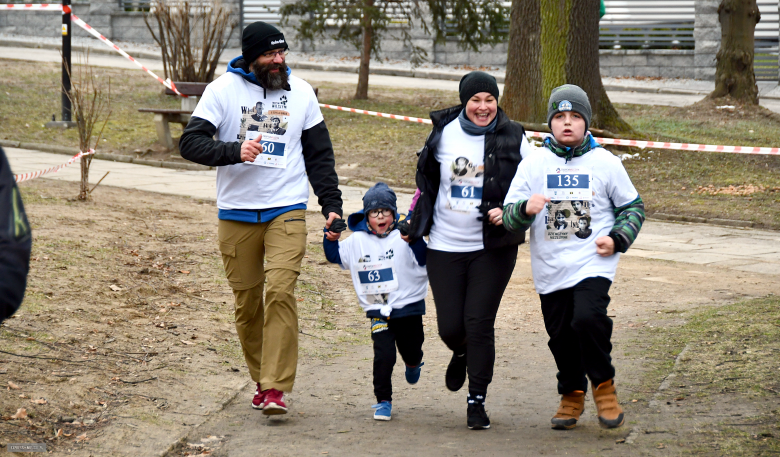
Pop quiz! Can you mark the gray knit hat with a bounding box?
[547,84,592,130]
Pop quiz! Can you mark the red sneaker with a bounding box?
[251,383,266,410]
[262,388,288,415]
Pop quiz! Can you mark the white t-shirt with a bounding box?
[504,144,639,294]
[192,73,323,210]
[428,118,534,252]
[338,230,428,314]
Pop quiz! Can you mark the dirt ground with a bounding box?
[1,178,779,456]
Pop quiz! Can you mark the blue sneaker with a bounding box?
[405,361,424,385]
[372,401,392,421]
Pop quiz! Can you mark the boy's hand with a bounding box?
[526,194,551,216]
[241,134,263,162]
[325,230,341,241]
[595,236,615,257]
[487,207,503,226]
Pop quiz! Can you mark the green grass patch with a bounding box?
[638,295,780,455]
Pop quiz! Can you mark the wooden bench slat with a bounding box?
[164,82,209,96]
[138,108,193,114]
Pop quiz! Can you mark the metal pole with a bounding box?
[62,0,72,122]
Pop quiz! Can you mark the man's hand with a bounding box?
[325,212,343,241]
[595,236,615,257]
[487,207,504,226]
[526,194,551,216]
[240,134,263,163]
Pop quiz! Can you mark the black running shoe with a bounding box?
[467,403,491,430]
[445,352,467,392]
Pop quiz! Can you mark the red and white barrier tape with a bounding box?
[14,149,94,183]
[0,3,61,10]
[318,103,780,156]
[68,12,187,97]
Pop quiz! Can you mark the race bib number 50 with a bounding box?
[246,132,287,169]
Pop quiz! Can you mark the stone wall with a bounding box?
[694,0,721,80]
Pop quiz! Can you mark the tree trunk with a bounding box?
[78,155,91,201]
[540,0,569,102]
[709,0,760,103]
[501,0,545,123]
[355,0,374,100]
[566,0,632,133]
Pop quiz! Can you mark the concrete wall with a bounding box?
[0,0,727,80]
[0,0,241,47]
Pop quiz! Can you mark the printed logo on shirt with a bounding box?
[544,200,592,241]
[238,101,291,140]
[272,95,288,110]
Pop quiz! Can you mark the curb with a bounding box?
[649,213,755,228]
[1,139,213,172]
[5,39,780,100]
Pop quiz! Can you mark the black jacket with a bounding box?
[0,146,32,322]
[179,58,343,218]
[409,106,526,250]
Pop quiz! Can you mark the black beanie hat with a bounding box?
[242,21,288,64]
[458,71,499,106]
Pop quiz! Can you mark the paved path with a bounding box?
[6,46,780,113]
[7,146,780,275]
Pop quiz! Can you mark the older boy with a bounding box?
[501,85,645,430]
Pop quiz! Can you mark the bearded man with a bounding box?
[179,21,343,415]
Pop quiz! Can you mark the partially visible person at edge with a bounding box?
[406,71,533,430]
[0,146,32,323]
[502,84,645,431]
[179,21,343,416]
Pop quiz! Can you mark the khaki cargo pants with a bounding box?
[218,209,307,393]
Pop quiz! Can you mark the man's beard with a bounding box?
[252,61,288,90]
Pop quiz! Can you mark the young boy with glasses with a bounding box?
[323,183,428,421]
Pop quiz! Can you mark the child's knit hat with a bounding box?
[547,84,592,131]
[363,182,397,216]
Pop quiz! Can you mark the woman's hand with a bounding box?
[525,194,551,216]
[487,207,504,226]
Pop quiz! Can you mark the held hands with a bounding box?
[325,212,344,241]
[525,194,551,216]
[595,236,615,257]
[240,134,263,163]
[487,207,504,226]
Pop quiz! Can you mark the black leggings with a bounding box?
[371,315,425,402]
[427,246,518,395]
[539,276,615,394]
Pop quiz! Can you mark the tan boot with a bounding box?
[551,390,586,430]
[592,379,625,428]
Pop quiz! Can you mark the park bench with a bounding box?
[138,82,208,151]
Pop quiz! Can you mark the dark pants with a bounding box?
[539,276,615,395]
[371,314,425,402]
[427,246,518,395]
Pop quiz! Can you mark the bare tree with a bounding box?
[708,0,760,104]
[281,0,509,100]
[64,55,111,201]
[145,0,237,83]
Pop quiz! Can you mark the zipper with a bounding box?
[284,218,305,222]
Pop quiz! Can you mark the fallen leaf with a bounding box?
[8,381,21,390]
[11,408,27,419]
[31,398,47,405]
[55,428,63,438]
[87,345,97,352]
[180,340,195,345]
[179,270,190,274]
[109,285,123,292]
[19,394,28,399]
[75,433,88,442]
